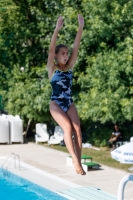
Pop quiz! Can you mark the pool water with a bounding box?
[0,168,68,200]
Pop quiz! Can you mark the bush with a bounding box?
[86,124,111,147]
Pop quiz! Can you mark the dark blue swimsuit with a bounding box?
[50,68,73,113]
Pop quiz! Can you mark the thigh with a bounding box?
[50,101,71,131]
[112,137,117,141]
[66,103,81,132]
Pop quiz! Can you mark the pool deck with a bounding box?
[0,142,132,200]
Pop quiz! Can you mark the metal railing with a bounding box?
[2,153,21,176]
[117,174,133,200]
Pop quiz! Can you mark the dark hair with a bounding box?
[55,44,68,54]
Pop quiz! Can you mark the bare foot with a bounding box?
[80,162,86,175]
[81,166,86,175]
[72,159,86,175]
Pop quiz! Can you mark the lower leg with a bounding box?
[112,144,115,150]
[72,132,86,175]
[66,104,86,175]
[73,133,82,162]
[63,130,84,175]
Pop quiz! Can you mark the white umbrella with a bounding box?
[111,141,133,200]
[111,142,133,164]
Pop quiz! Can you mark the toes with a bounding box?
[81,167,86,175]
[76,168,86,175]
[82,170,86,175]
[72,159,86,175]
[76,169,83,174]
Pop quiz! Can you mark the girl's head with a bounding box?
[55,44,69,65]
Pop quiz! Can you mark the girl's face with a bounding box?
[55,47,69,65]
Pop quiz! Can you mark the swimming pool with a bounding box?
[0,168,68,200]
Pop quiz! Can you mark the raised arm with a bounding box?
[68,14,84,69]
[47,16,63,79]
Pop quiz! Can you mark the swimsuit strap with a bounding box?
[55,65,71,72]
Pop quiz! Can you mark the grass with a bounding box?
[39,143,133,173]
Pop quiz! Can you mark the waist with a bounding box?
[51,91,72,98]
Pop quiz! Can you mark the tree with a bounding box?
[75,0,133,123]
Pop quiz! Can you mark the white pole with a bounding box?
[117,174,133,200]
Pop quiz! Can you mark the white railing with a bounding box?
[117,174,133,200]
[1,153,21,176]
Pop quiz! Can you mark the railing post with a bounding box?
[117,174,133,200]
[15,155,20,170]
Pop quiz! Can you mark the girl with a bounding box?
[47,14,86,175]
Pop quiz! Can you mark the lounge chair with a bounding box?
[0,116,10,144]
[35,123,49,144]
[48,126,64,145]
[2,114,23,144]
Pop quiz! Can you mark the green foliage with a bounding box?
[0,95,4,110]
[87,126,111,147]
[6,65,52,122]
[77,38,133,123]
[76,0,133,124]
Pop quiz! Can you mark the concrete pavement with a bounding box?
[0,142,132,200]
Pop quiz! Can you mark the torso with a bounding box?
[113,131,121,136]
[50,67,73,112]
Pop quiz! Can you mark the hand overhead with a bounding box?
[56,16,64,30]
[78,14,84,28]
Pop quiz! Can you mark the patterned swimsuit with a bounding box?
[50,67,73,113]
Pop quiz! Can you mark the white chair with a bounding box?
[0,116,10,144]
[35,123,49,144]
[130,137,133,142]
[2,114,23,144]
[48,126,64,145]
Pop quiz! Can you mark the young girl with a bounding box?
[47,14,86,175]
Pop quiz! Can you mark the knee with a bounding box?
[73,125,81,136]
[64,124,73,135]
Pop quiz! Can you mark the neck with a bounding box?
[57,63,67,70]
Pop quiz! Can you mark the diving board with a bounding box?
[57,186,117,200]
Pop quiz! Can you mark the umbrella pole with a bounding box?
[117,174,133,200]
